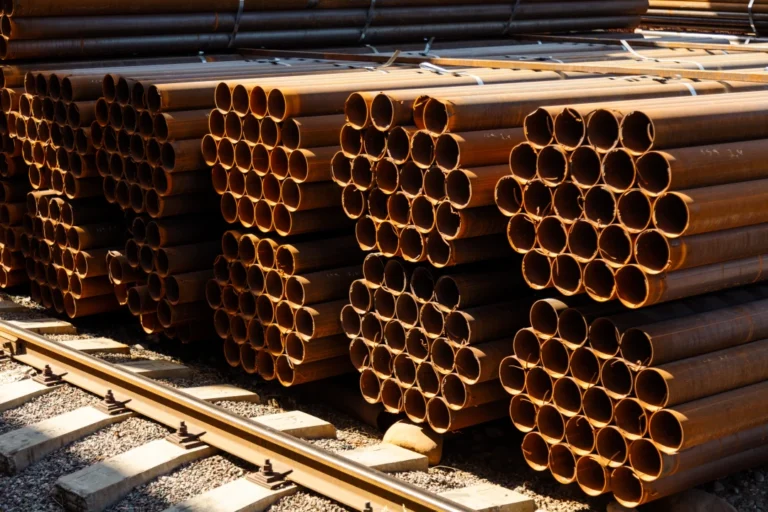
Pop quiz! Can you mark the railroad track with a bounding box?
[0,306,531,512]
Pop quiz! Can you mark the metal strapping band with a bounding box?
[198,52,207,63]
[363,50,399,72]
[228,0,245,48]
[504,0,523,36]
[421,37,436,56]
[620,39,705,70]
[365,44,380,54]
[681,82,697,96]
[749,0,760,36]
[359,0,377,42]
[270,58,292,67]
[419,62,484,85]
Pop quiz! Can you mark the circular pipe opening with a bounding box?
[620,111,655,154]
[510,394,538,432]
[615,398,648,440]
[584,260,616,302]
[583,387,614,428]
[615,265,650,309]
[589,318,622,359]
[587,109,622,152]
[509,143,538,183]
[565,415,595,455]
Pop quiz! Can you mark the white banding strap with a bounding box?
[749,0,760,36]
[504,0,523,36]
[270,58,292,67]
[365,44,380,54]
[228,0,245,48]
[198,51,207,63]
[359,0,377,42]
[681,82,697,96]
[620,39,705,70]
[419,62,485,85]
[363,49,399,73]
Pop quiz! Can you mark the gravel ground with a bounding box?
[108,454,255,511]
[0,292,765,512]
[0,417,168,512]
[0,385,99,435]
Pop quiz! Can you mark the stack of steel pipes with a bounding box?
[343,252,536,432]
[207,229,364,386]
[339,66,768,266]
[94,60,347,340]
[206,64,571,238]
[0,1,646,61]
[107,213,222,342]
[503,285,768,506]
[494,89,768,307]
[21,190,123,318]
[0,118,26,288]
[644,1,768,35]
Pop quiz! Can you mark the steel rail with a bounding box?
[241,48,768,83]
[0,320,471,512]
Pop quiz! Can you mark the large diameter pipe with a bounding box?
[636,338,768,411]
[619,96,768,154]
[653,179,768,238]
[635,139,768,197]
[635,224,768,275]
[629,423,768,483]
[649,379,768,454]
[611,443,768,508]
[620,297,768,367]
[615,257,768,309]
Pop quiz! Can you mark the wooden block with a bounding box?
[55,439,215,512]
[59,338,130,355]
[0,379,59,412]
[251,411,336,440]
[0,301,29,313]
[340,443,428,473]
[8,318,76,334]
[0,406,131,474]
[162,477,297,512]
[116,360,191,379]
[440,483,536,512]
[183,385,260,403]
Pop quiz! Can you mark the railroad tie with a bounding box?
[0,405,132,474]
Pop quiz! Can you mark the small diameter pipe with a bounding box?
[614,398,648,442]
[598,224,634,268]
[509,394,537,433]
[576,455,612,497]
[552,254,584,296]
[522,250,552,290]
[552,182,583,225]
[509,142,538,184]
[568,220,599,263]
[570,146,602,189]
[537,403,566,445]
[565,415,595,456]
[553,376,583,418]
[582,386,614,428]
[540,338,571,379]
[549,443,577,485]
[499,355,526,396]
[495,175,523,217]
[522,432,550,472]
[584,260,617,303]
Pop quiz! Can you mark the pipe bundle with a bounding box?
[504,286,768,506]
[338,59,768,266]
[344,252,536,433]
[0,1,645,61]
[106,214,221,342]
[644,1,768,35]
[207,229,364,386]
[0,123,26,289]
[494,89,768,308]
[207,65,556,238]
[22,191,124,318]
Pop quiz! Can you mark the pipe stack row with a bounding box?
[207,230,364,386]
[493,90,768,309]
[0,1,645,61]
[0,100,26,288]
[338,69,768,265]
[106,213,221,342]
[644,1,768,34]
[21,190,123,318]
[502,285,768,507]
[207,65,555,238]
[343,252,536,433]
